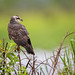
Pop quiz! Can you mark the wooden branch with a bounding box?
[25,59,31,69]
[2,39,5,75]
[32,55,35,75]
[51,31,75,75]
[17,46,22,72]
[21,49,32,68]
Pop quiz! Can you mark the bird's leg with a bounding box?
[14,45,18,52]
[17,45,22,73]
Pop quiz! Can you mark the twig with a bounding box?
[37,61,52,68]
[17,46,22,72]
[13,65,17,75]
[51,31,75,75]
[32,55,35,75]
[5,42,8,50]
[25,59,31,68]
[35,57,53,70]
[20,49,30,60]
[2,39,8,75]
[2,39,5,75]
[2,39,5,49]
[21,49,32,68]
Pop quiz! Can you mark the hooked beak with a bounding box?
[20,19,23,21]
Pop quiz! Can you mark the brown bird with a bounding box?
[8,15,35,55]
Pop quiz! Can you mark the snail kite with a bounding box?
[8,15,35,55]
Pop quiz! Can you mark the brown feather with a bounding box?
[8,18,35,55]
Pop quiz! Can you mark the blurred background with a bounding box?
[0,0,75,50]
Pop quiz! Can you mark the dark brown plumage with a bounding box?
[8,16,35,55]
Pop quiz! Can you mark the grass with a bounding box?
[57,39,75,75]
[0,11,75,50]
[0,37,75,75]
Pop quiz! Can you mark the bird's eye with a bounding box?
[16,17,20,19]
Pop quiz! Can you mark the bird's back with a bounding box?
[8,22,35,55]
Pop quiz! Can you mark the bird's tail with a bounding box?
[24,45,35,55]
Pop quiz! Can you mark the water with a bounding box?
[2,48,73,75]
[14,48,65,75]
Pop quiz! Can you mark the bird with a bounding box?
[8,15,35,55]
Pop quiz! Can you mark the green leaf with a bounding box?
[45,65,48,74]
[60,55,67,67]
[7,54,13,62]
[0,66,2,70]
[40,67,45,75]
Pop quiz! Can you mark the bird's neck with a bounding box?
[10,20,17,24]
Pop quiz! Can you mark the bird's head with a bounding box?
[10,15,23,23]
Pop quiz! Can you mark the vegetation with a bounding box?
[0,0,75,49]
[58,39,75,75]
[0,39,28,75]
[0,0,75,75]
[0,32,75,75]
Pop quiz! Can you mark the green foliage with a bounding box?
[45,65,49,75]
[18,66,29,75]
[0,37,75,75]
[58,39,75,75]
[40,67,45,75]
[0,40,29,75]
[70,39,75,75]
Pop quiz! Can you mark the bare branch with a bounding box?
[51,31,75,75]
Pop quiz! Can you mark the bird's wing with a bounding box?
[8,23,32,46]
[8,23,29,39]
[8,23,34,54]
